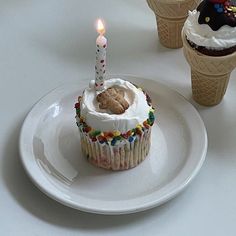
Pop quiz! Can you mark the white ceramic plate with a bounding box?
[19,75,207,215]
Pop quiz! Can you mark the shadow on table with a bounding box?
[2,114,184,231]
[0,0,31,11]
[189,77,236,163]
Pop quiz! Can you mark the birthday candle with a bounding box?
[95,19,107,91]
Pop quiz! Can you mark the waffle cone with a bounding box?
[147,0,199,48]
[182,32,236,106]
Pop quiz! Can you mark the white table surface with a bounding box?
[0,0,236,235]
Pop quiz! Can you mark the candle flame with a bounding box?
[97,19,105,35]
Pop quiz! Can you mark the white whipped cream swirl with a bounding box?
[80,78,151,133]
[183,10,236,50]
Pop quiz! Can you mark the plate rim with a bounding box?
[19,75,208,215]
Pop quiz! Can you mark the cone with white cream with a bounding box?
[147,0,199,48]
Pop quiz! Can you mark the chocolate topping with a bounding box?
[197,0,236,31]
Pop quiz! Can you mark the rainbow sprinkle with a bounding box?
[75,88,155,146]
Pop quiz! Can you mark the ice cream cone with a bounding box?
[147,0,199,49]
[182,32,236,106]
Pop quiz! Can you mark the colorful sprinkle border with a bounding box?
[75,87,155,146]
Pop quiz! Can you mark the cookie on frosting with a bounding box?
[96,87,129,114]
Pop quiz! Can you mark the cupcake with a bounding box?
[75,78,155,171]
[182,0,236,106]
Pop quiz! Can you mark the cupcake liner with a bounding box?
[80,129,152,171]
[182,32,236,106]
[147,0,199,49]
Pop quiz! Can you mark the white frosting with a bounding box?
[80,78,151,133]
[183,10,236,50]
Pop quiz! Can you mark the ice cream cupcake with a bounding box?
[147,0,200,49]
[182,0,236,106]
